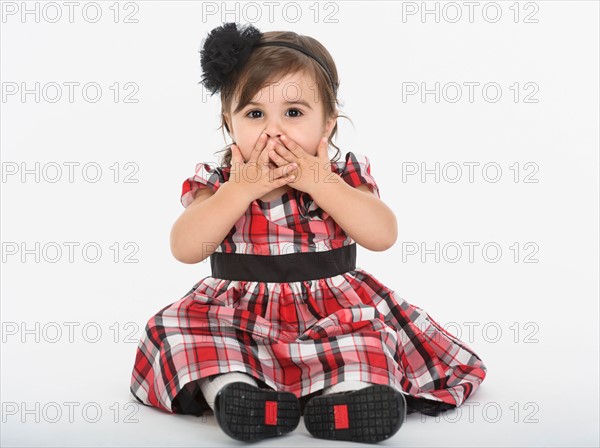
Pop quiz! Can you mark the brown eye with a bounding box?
[286,108,303,118]
[246,110,263,119]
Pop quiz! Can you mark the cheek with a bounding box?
[301,136,321,156]
[236,138,253,162]
[286,133,319,156]
[307,127,326,154]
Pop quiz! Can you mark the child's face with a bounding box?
[224,70,337,162]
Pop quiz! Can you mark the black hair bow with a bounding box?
[199,22,263,96]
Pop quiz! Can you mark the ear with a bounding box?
[324,111,338,138]
[223,112,234,138]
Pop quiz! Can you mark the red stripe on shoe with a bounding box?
[334,404,349,429]
[265,401,278,425]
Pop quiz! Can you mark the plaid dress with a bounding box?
[129,151,487,417]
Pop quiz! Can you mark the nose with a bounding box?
[265,131,282,141]
[263,123,283,140]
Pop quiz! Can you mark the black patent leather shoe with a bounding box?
[303,384,407,443]
[214,382,301,442]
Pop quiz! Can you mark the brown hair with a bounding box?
[212,30,352,167]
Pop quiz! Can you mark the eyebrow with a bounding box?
[245,100,313,110]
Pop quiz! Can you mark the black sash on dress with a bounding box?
[209,243,357,282]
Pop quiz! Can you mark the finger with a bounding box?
[249,132,269,164]
[273,140,295,164]
[268,146,286,166]
[278,174,295,187]
[277,163,297,180]
[318,136,329,160]
[279,134,303,158]
[257,138,275,167]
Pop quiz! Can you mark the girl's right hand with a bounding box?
[228,132,298,202]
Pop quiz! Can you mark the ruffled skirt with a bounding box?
[130,268,487,416]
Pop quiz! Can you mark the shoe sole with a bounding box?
[215,382,300,442]
[303,384,407,443]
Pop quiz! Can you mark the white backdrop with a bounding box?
[1,1,598,446]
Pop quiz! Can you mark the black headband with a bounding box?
[253,40,337,95]
[200,22,338,97]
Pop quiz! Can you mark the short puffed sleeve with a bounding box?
[180,162,228,208]
[333,152,381,198]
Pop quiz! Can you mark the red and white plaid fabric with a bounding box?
[130,151,487,416]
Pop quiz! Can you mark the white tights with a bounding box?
[198,372,372,411]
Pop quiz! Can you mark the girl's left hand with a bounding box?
[268,133,333,196]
